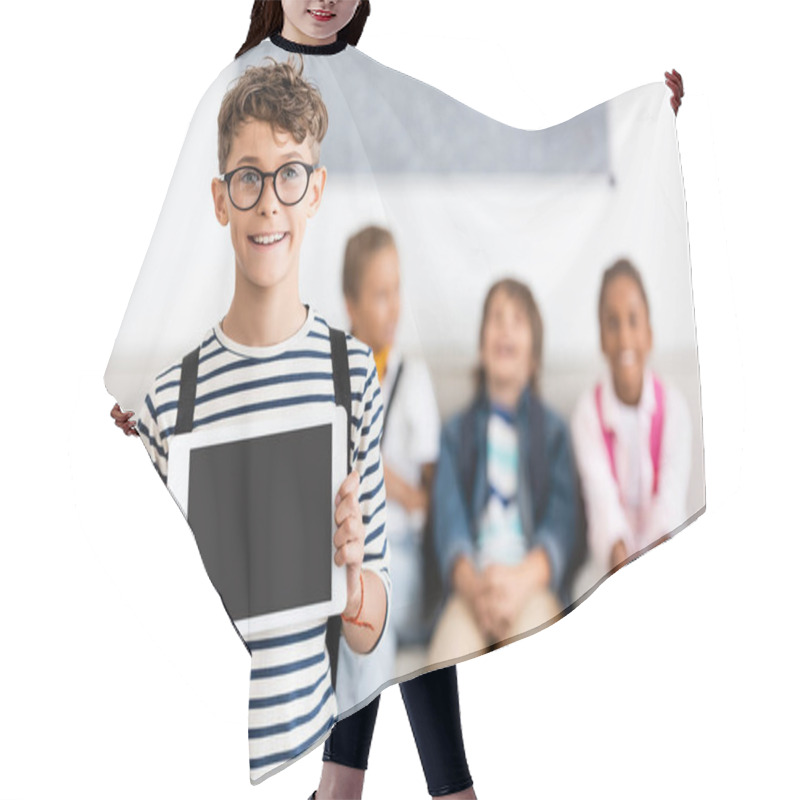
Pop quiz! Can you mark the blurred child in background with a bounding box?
[338,224,440,702]
[429,278,579,664]
[323,225,475,800]
[570,258,692,594]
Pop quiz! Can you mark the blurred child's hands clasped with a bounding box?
[111,403,139,436]
[459,561,528,642]
[471,575,495,639]
[457,551,551,642]
[480,563,532,641]
[334,469,367,617]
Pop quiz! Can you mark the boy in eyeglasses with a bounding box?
[134,57,389,784]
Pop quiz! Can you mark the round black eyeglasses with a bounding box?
[219,161,319,210]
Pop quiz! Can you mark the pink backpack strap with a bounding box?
[595,383,618,484]
[649,376,665,494]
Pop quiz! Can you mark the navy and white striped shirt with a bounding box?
[136,307,389,784]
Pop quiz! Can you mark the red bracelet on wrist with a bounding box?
[341,571,375,631]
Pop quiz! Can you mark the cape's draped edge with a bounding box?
[104,38,702,785]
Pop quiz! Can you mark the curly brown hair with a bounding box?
[217,56,328,173]
[236,1,372,59]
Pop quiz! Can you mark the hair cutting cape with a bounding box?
[105,35,705,784]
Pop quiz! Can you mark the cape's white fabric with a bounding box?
[105,38,704,783]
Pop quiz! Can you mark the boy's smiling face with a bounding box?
[212,119,325,295]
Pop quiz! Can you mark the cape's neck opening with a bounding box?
[270,32,348,55]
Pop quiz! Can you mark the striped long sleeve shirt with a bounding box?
[136,307,390,784]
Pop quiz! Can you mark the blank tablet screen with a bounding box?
[186,423,332,622]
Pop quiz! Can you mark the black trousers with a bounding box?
[323,665,473,797]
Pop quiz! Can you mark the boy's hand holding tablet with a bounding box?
[334,469,366,610]
[336,468,388,653]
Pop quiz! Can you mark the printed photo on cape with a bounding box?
[105,38,704,784]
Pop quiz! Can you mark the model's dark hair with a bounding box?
[475,278,544,396]
[597,258,651,325]
[236,1,371,59]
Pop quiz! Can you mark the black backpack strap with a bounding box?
[330,328,353,473]
[327,327,352,691]
[175,346,201,435]
[382,358,404,431]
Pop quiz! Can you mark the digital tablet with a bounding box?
[167,405,348,637]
